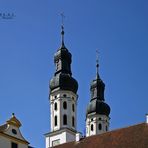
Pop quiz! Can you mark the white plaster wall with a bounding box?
[45,137,49,148]
[86,114,110,137]
[66,132,75,142]
[0,135,28,148]
[0,136,10,148]
[47,90,78,147]
[50,90,77,132]
[49,132,66,147]
[4,124,27,142]
[46,131,76,148]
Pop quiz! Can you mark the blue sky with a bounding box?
[0,0,148,147]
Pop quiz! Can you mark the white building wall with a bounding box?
[86,114,110,137]
[66,132,76,142]
[0,135,28,148]
[45,137,50,148]
[49,132,66,147]
[0,136,10,148]
[46,90,78,147]
[46,131,76,148]
[4,125,27,141]
[50,90,77,132]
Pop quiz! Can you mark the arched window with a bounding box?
[63,94,67,97]
[63,114,67,125]
[54,102,57,111]
[106,126,108,131]
[91,124,93,131]
[98,123,102,130]
[55,116,57,126]
[63,101,67,109]
[72,104,75,112]
[72,116,75,127]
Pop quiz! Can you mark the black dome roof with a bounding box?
[50,25,78,94]
[86,99,110,116]
[90,78,105,89]
[50,73,78,94]
[54,47,71,64]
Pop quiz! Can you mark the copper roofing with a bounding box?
[6,113,22,127]
[54,123,148,148]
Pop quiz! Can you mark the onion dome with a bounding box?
[50,25,78,94]
[86,53,110,116]
[87,99,110,116]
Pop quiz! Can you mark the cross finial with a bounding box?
[60,13,65,48]
[60,12,65,26]
[96,49,100,78]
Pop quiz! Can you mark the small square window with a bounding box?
[11,142,18,148]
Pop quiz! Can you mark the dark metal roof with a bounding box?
[50,73,78,94]
[53,123,148,148]
[86,99,110,116]
[87,71,110,116]
[50,29,78,94]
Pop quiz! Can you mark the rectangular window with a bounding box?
[11,142,18,148]
[52,139,60,147]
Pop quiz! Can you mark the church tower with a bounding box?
[45,25,78,148]
[86,53,110,137]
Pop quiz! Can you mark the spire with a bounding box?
[96,49,100,79]
[50,14,78,94]
[60,13,65,48]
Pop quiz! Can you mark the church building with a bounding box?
[0,113,32,148]
[45,24,148,148]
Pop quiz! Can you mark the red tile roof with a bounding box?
[54,123,148,148]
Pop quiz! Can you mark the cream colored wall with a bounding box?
[0,135,28,148]
[0,135,10,148]
[4,124,27,142]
